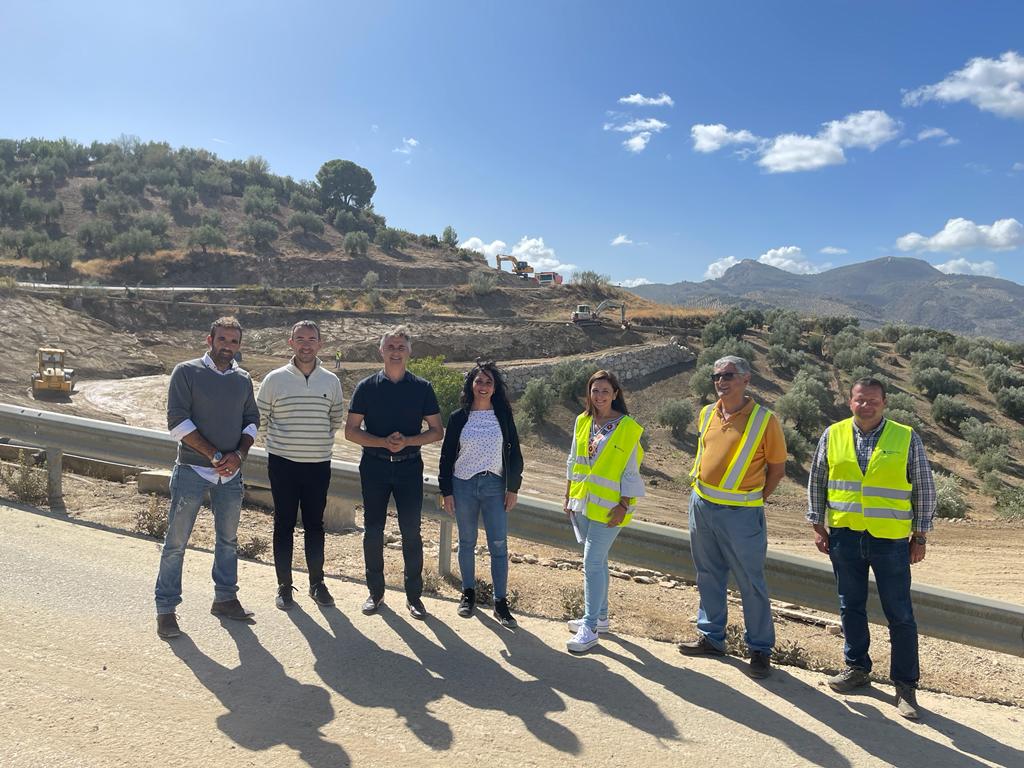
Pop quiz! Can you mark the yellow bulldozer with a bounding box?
[31,347,75,398]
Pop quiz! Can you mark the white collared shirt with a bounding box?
[168,352,258,483]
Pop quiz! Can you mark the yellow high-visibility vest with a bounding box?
[690,403,772,507]
[826,417,913,540]
[569,413,644,527]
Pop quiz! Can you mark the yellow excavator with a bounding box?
[32,347,75,398]
[495,254,535,279]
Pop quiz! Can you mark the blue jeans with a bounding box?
[155,465,243,614]
[829,527,919,685]
[688,492,775,654]
[452,473,509,599]
[576,513,622,632]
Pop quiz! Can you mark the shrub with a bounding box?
[983,364,1024,394]
[996,386,1024,420]
[333,209,360,233]
[932,472,967,519]
[783,425,813,465]
[701,319,730,347]
[134,495,169,538]
[690,363,717,402]
[441,225,458,248]
[697,337,755,368]
[519,379,555,426]
[885,391,916,413]
[767,345,804,374]
[240,217,279,249]
[0,450,47,504]
[559,585,584,619]
[376,227,405,252]
[910,349,951,373]
[931,394,970,429]
[361,270,379,289]
[967,345,1007,367]
[572,270,611,289]
[548,360,592,405]
[468,271,497,295]
[188,224,227,254]
[995,487,1024,521]
[0,275,16,294]
[895,333,933,356]
[408,355,463,422]
[776,390,824,439]
[970,449,1009,478]
[237,535,270,560]
[911,367,964,400]
[657,399,694,439]
[885,406,922,433]
[833,344,876,372]
[287,211,325,236]
[110,227,157,262]
[343,230,369,256]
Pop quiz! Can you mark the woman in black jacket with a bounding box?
[438,361,524,627]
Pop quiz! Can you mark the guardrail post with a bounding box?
[437,507,453,578]
[45,446,63,509]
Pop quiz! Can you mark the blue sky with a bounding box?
[2,1,1023,286]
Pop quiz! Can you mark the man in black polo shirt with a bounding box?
[345,326,443,619]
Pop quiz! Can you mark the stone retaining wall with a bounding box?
[502,338,695,395]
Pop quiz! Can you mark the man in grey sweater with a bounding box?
[155,316,260,639]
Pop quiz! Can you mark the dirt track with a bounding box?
[3,502,1022,768]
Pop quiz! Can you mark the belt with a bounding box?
[365,450,421,463]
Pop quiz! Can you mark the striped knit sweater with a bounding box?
[257,359,344,462]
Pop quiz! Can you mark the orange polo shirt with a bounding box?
[696,398,787,490]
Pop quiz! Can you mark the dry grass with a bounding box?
[0,452,48,504]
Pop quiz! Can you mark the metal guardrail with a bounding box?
[1,402,1022,657]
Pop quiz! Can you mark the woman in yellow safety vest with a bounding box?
[563,370,645,654]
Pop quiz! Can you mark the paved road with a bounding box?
[1,503,1021,768]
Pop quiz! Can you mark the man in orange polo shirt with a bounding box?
[679,355,787,678]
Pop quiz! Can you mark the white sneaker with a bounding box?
[567,617,610,634]
[566,625,600,653]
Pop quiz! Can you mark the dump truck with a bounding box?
[31,347,75,398]
[536,271,563,286]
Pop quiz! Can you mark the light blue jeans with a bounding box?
[452,473,509,599]
[688,492,775,654]
[576,512,622,632]
[155,464,243,614]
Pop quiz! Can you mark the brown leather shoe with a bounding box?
[157,613,181,639]
[210,599,255,621]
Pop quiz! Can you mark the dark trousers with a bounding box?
[268,453,331,587]
[359,453,424,601]
[829,527,919,686]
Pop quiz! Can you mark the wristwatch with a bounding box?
[212,451,224,464]
[911,535,927,545]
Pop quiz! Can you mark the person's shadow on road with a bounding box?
[287,604,454,751]
[169,622,349,768]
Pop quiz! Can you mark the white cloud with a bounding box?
[510,236,578,274]
[759,134,846,173]
[460,237,507,261]
[820,246,848,255]
[393,137,419,155]
[694,110,900,173]
[934,258,999,277]
[210,137,230,145]
[896,217,1023,253]
[623,132,652,153]
[823,110,901,150]
[916,127,959,145]
[690,124,760,153]
[610,234,633,246]
[618,92,674,107]
[1013,161,1024,171]
[616,277,652,288]
[604,118,669,134]
[757,245,830,274]
[903,51,1024,119]
[370,124,379,133]
[703,256,740,280]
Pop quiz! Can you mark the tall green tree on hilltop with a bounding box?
[316,159,376,212]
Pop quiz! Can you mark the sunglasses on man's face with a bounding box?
[711,371,738,382]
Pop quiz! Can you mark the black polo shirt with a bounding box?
[349,370,440,457]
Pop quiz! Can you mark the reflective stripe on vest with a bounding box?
[569,413,645,527]
[691,402,773,507]
[826,417,914,539]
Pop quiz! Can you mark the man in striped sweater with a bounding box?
[257,321,345,610]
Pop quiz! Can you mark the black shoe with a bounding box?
[156,613,181,639]
[407,598,427,620]
[828,667,871,693]
[361,594,384,615]
[895,683,920,720]
[457,589,475,618]
[210,599,255,621]
[309,581,335,607]
[678,635,726,657]
[493,598,518,628]
[748,650,772,679]
[276,585,296,611]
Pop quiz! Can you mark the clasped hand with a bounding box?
[385,432,408,453]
